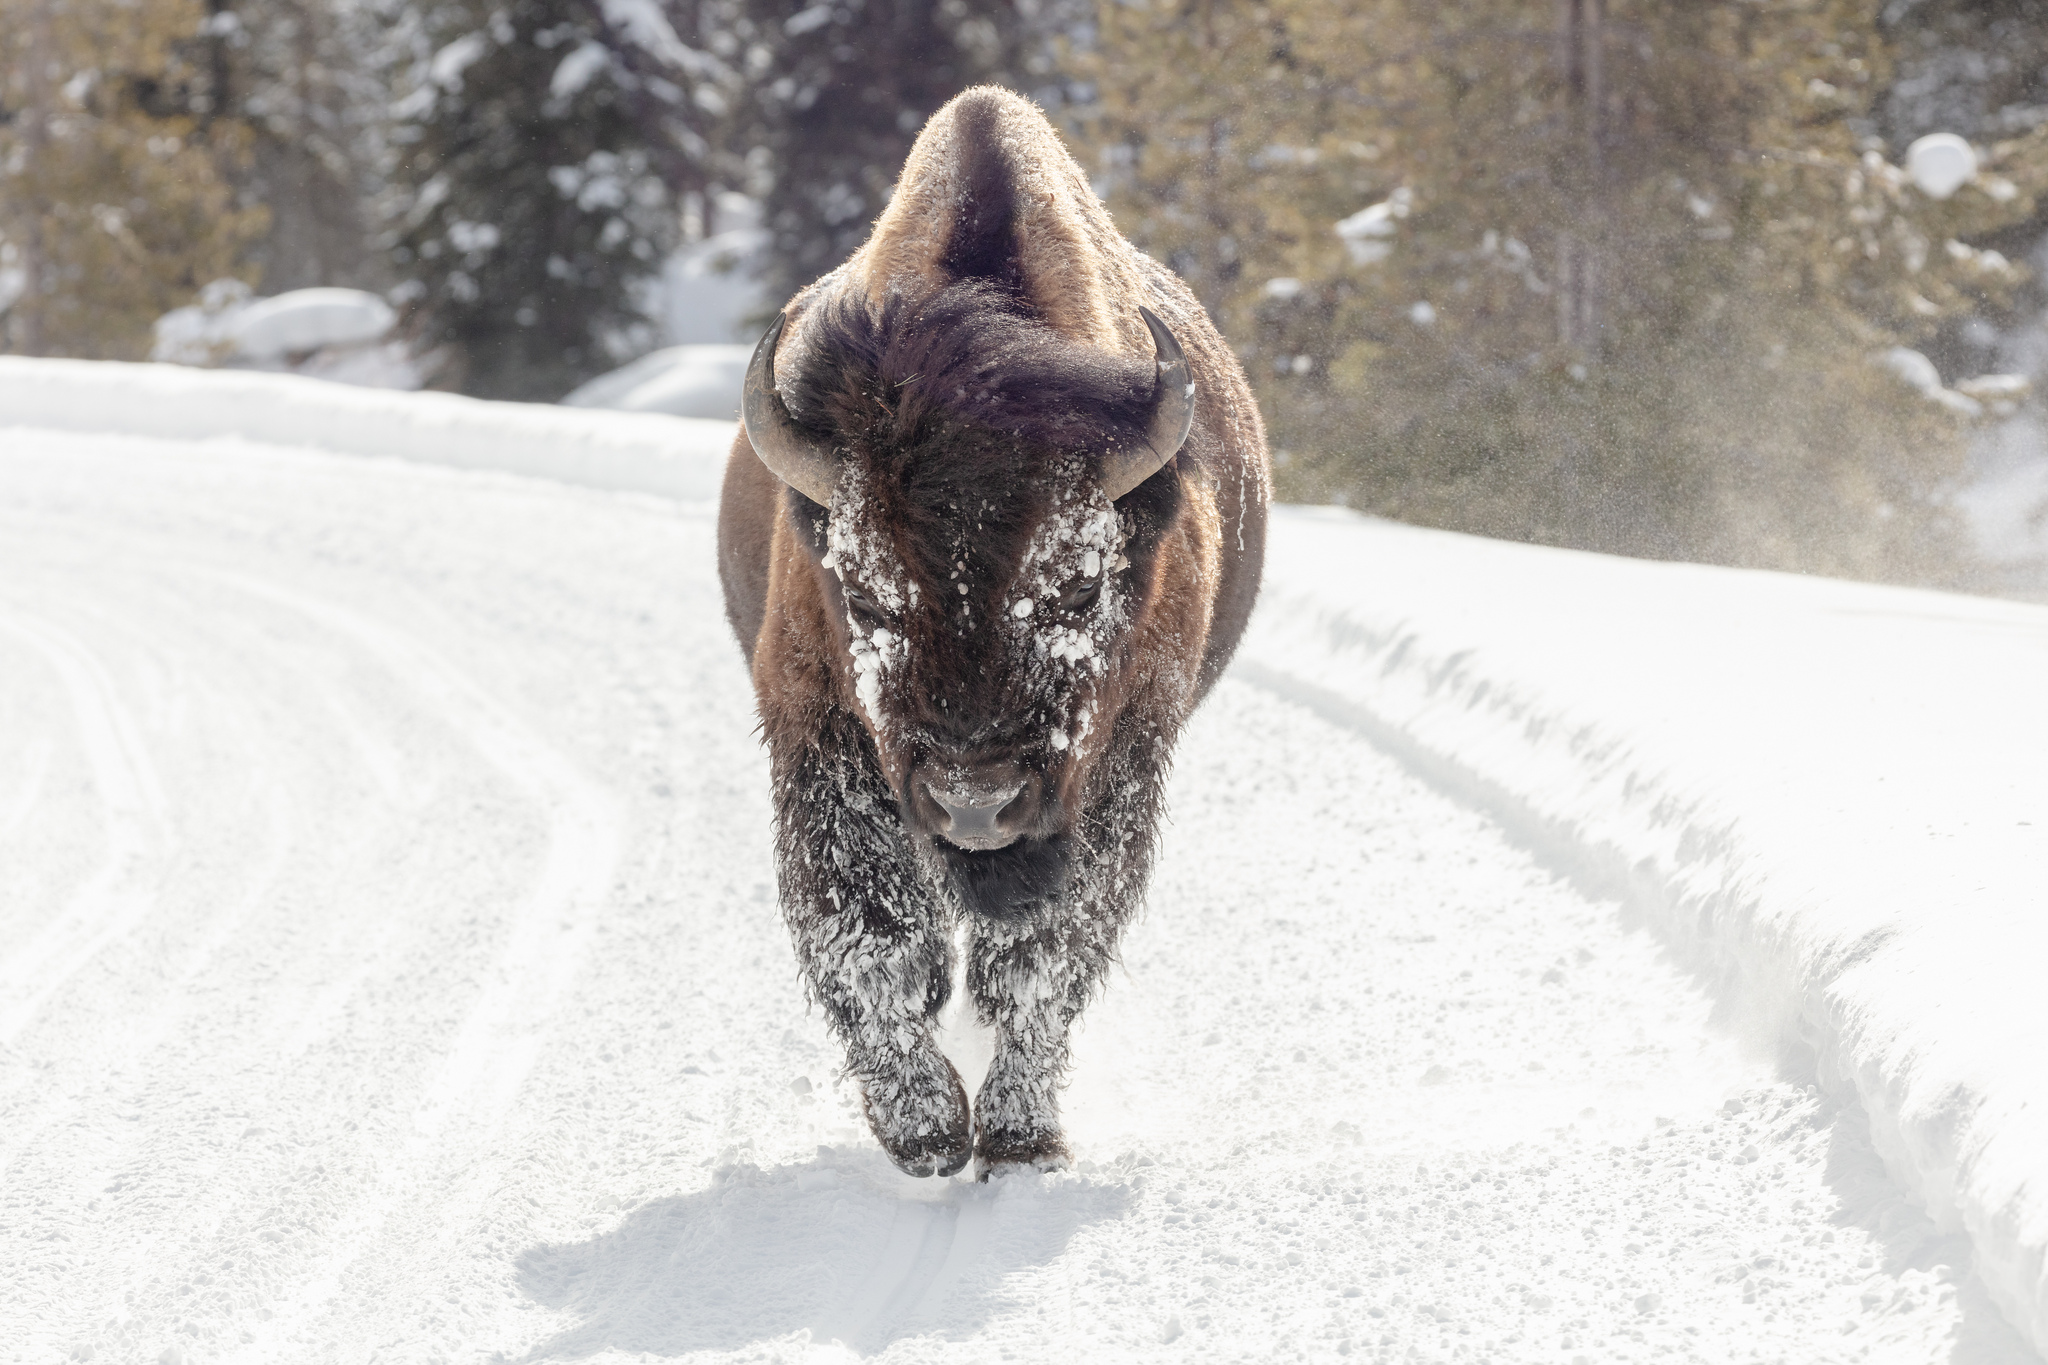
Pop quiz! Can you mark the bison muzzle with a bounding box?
[718,86,1270,1178]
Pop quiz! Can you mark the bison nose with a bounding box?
[927,780,1025,851]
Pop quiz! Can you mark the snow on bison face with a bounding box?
[743,284,1196,918]
[821,459,1134,856]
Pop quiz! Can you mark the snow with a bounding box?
[1962,411,2048,578]
[561,343,750,419]
[153,284,423,390]
[1908,132,1979,199]
[598,0,716,77]
[551,41,612,99]
[1335,189,1409,267]
[428,32,488,90]
[1881,344,1987,416]
[785,4,835,36]
[1959,374,2032,403]
[0,356,734,499]
[1246,507,2048,1356]
[2,359,2046,1362]
[655,223,773,345]
[230,288,396,360]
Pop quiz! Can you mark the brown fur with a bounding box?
[723,87,1268,692]
[715,86,1269,1178]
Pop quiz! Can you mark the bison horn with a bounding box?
[1101,305,1197,501]
[742,311,840,507]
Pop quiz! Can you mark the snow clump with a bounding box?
[1905,133,1977,200]
[1009,471,1131,754]
[1879,347,1988,417]
[1335,188,1411,267]
[826,466,916,732]
[153,283,416,388]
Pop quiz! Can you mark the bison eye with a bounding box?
[842,583,888,630]
[1057,573,1103,615]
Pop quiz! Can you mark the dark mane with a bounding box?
[779,280,1182,602]
[780,280,1158,481]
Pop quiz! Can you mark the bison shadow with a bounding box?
[509,1145,1133,1360]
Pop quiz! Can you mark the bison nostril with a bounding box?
[927,781,1025,849]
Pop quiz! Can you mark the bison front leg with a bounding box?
[775,716,970,1178]
[965,745,1165,1177]
[965,909,1120,1176]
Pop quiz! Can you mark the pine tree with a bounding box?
[1084,0,2048,586]
[731,0,1043,307]
[383,0,724,400]
[1877,0,2048,381]
[0,0,268,358]
[207,0,390,292]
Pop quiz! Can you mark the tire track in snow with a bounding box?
[1230,656,1644,930]
[0,792,293,1191]
[0,571,317,1194]
[0,608,168,1045]
[185,570,626,1357]
[818,1187,998,1349]
[0,736,53,842]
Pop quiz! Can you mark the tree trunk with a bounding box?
[9,0,57,354]
[1553,0,1604,352]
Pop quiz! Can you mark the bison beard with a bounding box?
[934,835,1070,921]
[718,87,1268,1178]
[774,705,1169,1176]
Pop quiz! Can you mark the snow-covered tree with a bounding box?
[384,0,726,400]
[1087,0,2048,586]
[731,0,1043,307]
[1877,0,2048,380]
[0,0,267,358]
[201,0,390,293]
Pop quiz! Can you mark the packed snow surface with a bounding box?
[1247,511,2048,1358]
[1,361,2045,1363]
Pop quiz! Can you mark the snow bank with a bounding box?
[230,287,395,359]
[152,283,416,388]
[0,356,734,501]
[1243,507,2048,1355]
[561,343,749,419]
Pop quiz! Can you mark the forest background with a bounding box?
[4,0,2048,590]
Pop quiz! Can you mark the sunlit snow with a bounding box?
[1,361,2044,1364]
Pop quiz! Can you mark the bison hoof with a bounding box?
[859,1058,972,1178]
[973,1127,1071,1181]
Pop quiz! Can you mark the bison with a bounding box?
[718,86,1269,1178]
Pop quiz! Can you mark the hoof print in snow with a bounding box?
[860,1058,972,1178]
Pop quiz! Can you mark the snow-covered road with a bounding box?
[1,423,2037,1363]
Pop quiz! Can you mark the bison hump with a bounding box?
[848,86,1152,356]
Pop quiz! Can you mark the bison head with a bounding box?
[742,282,1196,919]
